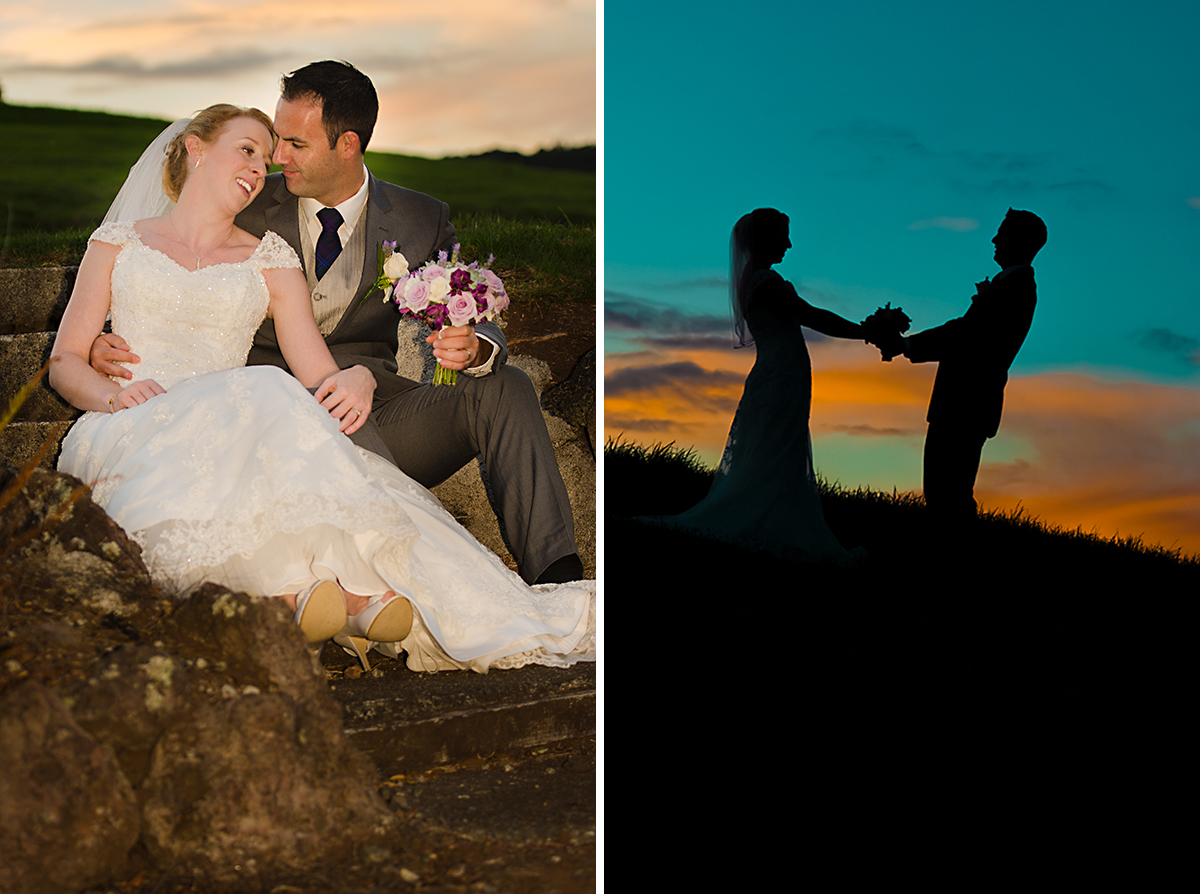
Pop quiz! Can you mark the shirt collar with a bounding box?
[298,164,370,234]
[993,264,1030,282]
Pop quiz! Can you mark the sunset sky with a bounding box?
[0,0,595,157]
[604,0,1200,555]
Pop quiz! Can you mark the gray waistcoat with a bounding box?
[298,206,368,337]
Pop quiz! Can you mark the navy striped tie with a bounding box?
[314,207,343,280]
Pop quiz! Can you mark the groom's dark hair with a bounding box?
[1003,208,1048,259]
[281,60,378,153]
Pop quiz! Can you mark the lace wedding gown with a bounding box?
[58,222,594,673]
[647,269,856,563]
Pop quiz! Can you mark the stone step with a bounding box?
[326,657,595,775]
[0,267,76,334]
[0,420,72,470]
[1,331,81,422]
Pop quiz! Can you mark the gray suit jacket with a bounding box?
[235,171,508,406]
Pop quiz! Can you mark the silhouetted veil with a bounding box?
[643,209,863,564]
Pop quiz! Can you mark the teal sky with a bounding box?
[604,0,1200,383]
[603,0,1200,551]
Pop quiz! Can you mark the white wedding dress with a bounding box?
[646,269,857,563]
[58,222,594,673]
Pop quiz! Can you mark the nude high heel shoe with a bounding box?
[293,579,347,645]
[333,592,413,673]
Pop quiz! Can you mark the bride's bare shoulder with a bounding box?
[231,226,262,250]
[132,216,172,239]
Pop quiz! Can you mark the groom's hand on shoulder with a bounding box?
[89,332,139,379]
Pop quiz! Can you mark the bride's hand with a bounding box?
[90,332,140,379]
[112,378,165,411]
[314,365,375,434]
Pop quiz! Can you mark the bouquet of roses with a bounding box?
[373,241,510,385]
[861,303,913,362]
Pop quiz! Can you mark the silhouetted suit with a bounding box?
[235,171,577,582]
[904,265,1037,517]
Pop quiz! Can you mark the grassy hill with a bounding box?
[0,102,593,266]
[0,104,173,233]
[606,438,1196,714]
[606,437,1200,579]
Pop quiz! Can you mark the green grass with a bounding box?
[0,102,595,292]
[364,151,593,225]
[1,214,594,310]
[0,104,174,232]
[453,214,594,307]
[0,227,93,269]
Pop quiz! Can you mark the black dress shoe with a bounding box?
[532,554,585,585]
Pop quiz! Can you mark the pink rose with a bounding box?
[402,277,430,312]
[482,269,504,293]
[446,292,477,327]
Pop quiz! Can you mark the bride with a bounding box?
[645,208,865,563]
[49,104,593,674]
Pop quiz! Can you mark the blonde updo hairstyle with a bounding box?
[162,104,276,202]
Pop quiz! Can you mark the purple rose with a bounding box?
[449,268,474,293]
[423,303,449,330]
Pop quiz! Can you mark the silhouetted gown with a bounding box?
[654,268,855,562]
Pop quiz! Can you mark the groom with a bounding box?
[874,208,1047,520]
[95,61,582,585]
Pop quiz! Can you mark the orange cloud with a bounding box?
[605,345,1200,556]
[972,373,1200,555]
[604,344,755,459]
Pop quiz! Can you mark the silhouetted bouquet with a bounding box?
[862,303,912,362]
[374,242,510,385]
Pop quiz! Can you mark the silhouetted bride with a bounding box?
[650,208,865,562]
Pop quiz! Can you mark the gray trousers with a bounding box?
[347,365,577,583]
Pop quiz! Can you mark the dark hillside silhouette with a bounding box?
[607,438,1197,717]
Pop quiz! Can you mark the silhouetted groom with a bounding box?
[880,208,1047,519]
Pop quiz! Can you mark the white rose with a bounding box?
[383,251,410,280]
[426,277,450,303]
